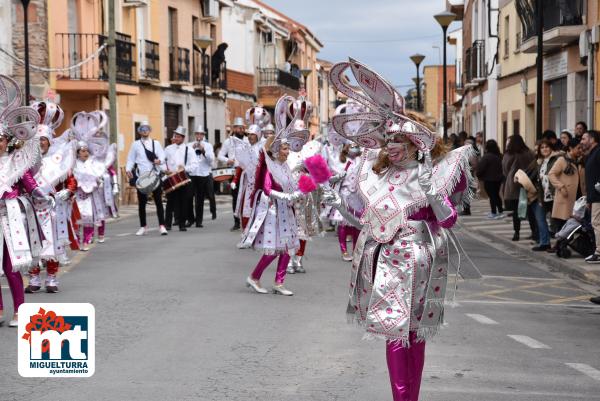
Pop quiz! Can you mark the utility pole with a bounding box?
[108,0,119,181]
[535,0,543,141]
[21,0,31,104]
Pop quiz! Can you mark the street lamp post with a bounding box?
[194,36,213,135]
[409,53,425,112]
[20,0,31,104]
[300,68,312,93]
[434,10,456,142]
[535,0,544,141]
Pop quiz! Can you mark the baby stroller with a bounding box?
[555,197,596,259]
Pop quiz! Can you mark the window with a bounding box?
[503,16,510,58]
[515,18,522,52]
[168,7,178,47]
[261,31,273,45]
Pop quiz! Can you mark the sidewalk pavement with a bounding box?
[458,198,600,287]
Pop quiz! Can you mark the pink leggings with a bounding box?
[82,221,105,244]
[337,225,360,253]
[0,242,24,313]
[386,332,426,401]
[251,253,290,284]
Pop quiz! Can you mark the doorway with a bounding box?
[164,103,181,147]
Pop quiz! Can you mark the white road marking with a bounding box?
[507,335,551,349]
[566,363,600,381]
[116,233,131,237]
[465,313,498,325]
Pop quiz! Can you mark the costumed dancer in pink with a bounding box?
[241,95,311,296]
[323,59,478,401]
[0,75,53,327]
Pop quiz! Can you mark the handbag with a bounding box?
[517,187,528,220]
[129,163,138,186]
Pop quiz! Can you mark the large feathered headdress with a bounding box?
[329,58,435,152]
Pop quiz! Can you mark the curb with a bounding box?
[462,223,600,287]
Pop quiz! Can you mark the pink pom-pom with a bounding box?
[298,175,317,194]
[304,154,331,184]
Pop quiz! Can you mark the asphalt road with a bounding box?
[0,203,599,401]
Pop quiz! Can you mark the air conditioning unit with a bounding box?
[123,0,148,7]
[203,0,219,19]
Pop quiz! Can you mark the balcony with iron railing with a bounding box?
[139,39,159,82]
[55,32,136,84]
[464,40,486,87]
[257,68,301,107]
[517,0,586,53]
[192,50,227,91]
[169,46,190,83]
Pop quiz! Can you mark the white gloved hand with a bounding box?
[329,171,346,185]
[321,186,341,207]
[112,182,119,195]
[230,182,237,191]
[56,189,71,201]
[45,195,56,209]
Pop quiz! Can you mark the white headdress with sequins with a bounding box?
[329,58,436,152]
[271,94,311,155]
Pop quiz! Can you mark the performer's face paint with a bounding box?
[248,133,258,145]
[277,143,290,162]
[78,147,90,161]
[348,145,361,159]
[40,137,50,155]
[0,136,8,155]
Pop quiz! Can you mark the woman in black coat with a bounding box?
[477,140,504,218]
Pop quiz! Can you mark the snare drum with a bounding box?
[212,167,236,182]
[163,170,191,194]
[136,170,161,195]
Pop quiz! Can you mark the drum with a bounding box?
[212,167,236,182]
[136,170,161,195]
[163,170,191,194]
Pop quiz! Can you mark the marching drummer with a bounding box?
[218,117,247,231]
[187,125,216,227]
[125,121,168,236]
[164,126,196,232]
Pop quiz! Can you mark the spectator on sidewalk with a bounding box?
[548,138,583,238]
[581,130,600,265]
[475,131,485,156]
[528,140,560,251]
[559,129,573,151]
[542,130,560,151]
[503,134,535,241]
[477,139,504,219]
[575,121,587,140]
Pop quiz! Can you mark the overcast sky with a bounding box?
[264,0,457,96]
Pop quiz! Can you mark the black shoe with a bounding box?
[459,210,471,216]
[230,225,240,232]
[590,296,600,305]
[165,226,172,231]
[196,224,204,228]
[584,253,600,264]
[185,221,194,228]
[532,244,550,251]
[179,227,187,232]
[212,214,217,220]
[512,233,520,241]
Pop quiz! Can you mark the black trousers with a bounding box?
[506,199,538,240]
[484,180,503,214]
[190,175,216,225]
[137,187,165,227]
[165,186,188,229]
[231,184,240,227]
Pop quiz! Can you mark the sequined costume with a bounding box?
[324,59,477,401]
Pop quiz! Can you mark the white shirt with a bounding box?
[187,140,215,177]
[126,138,166,174]
[164,143,196,173]
[217,135,248,167]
